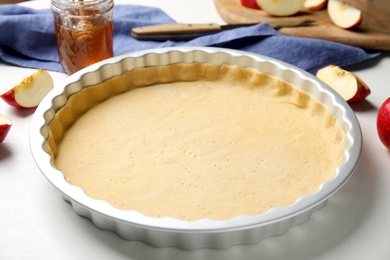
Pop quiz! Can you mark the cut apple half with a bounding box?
[327,0,362,29]
[0,69,54,108]
[316,65,371,103]
[304,0,327,11]
[0,113,12,143]
[256,0,305,16]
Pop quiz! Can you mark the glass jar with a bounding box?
[51,0,114,74]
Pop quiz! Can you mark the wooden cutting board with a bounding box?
[213,0,390,50]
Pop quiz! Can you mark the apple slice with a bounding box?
[0,113,12,143]
[316,65,371,103]
[241,0,261,9]
[0,69,54,109]
[377,98,390,150]
[327,0,362,29]
[304,0,328,11]
[256,0,305,16]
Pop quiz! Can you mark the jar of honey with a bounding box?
[51,0,114,74]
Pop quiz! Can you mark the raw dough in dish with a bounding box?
[51,63,346,221]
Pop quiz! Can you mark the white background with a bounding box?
[1,0,390,259]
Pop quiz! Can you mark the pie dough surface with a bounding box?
[52,64,345,221]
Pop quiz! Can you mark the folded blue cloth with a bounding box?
[0,4,381,74]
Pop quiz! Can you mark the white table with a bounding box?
[1,0,390,259]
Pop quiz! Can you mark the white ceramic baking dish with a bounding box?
[30,47,362,250]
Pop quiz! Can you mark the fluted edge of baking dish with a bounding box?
[30,47,362,250]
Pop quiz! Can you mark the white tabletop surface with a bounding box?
[1,0,390,259]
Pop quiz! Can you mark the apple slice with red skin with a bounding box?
[327,0,362,29]
[304,0,327,11]
[256,0,305,16]
[377,98,390,151]
[240,0,261,9]
[316,65,371,103]
[0,69,54,109]
[0,113,12,143]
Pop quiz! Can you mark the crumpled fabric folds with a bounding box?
[0,4,381,74]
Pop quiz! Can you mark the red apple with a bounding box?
[327,0,362,29]
[0,69,54,108]
[316,65,371,103]
[377,98,390,150]
[0,113,12,143]
[240,0,261,9]
[304,0,328,11]
[256,0,305,16]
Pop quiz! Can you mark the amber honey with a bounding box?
[54,18,113,74]
[52,0,114,75]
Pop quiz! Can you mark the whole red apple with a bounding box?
[240,0,261,9]
[377,98,390,150]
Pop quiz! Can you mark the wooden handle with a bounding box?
[132,23,222,36]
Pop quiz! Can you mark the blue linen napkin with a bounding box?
[0,4,381,74]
